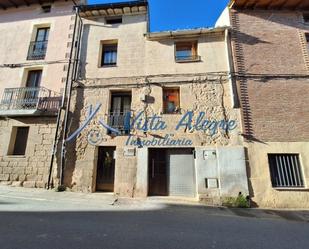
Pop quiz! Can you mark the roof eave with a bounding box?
[145,27,230,41]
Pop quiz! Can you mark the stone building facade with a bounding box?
[217,0,309,207]
[0,1,77,188]
[61,1,249,203]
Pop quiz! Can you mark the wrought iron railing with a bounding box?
[27,41,48,60]
[0,87,61,113]
[107,111,131,135]
[175,54,201,62]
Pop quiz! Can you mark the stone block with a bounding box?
[35,151,46,156]
[38,167,48,175]
[0,162,9,167]
[17,162,28,167]
[0,181,12,186]
[39,128,51,134]
[42,140,52,146]
[25,167,33,174]
[23,181,36,188]
[19,175,26,182]
[8,162,18,167]
[36,181,46,188]
[10,174,19,181]
[11,181,22,187]
[26,174,38,181]
[12,167,25,175]
[3,167,12,174]
[0,174,9,181]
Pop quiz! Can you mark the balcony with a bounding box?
[0,87,61,117]
[27,41,48,60]
[107,111,131,135]
[175,54,201,63]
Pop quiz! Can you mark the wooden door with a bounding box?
[96,147,116,192]
[148,149,168,196]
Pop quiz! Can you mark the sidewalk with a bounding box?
[0,185,309,223]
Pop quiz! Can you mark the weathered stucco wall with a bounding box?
[80,14,229,79]
[247,142,309,208]
[0,2,74,94]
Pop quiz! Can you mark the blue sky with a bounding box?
[87,0,230,31]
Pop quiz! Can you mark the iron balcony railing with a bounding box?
[27,41,48,60]
[107,111,131,135]
[175,54,201,62]
[0,87,61,113]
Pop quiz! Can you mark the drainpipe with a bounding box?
[59,6,80,187]
[47,5,78,189]
[47,5,80,189]
[47,108,62,189]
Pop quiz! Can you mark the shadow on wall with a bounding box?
[242,10,308,31]
[59,86,85,189]
[78,24,90,80]
[243,146,259,208]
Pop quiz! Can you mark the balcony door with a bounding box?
[26,70,42,88]
[29,27,49,60]
[109,92,131,134]
[24,70,42,108]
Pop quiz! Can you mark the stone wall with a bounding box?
[63,74,243,196]
[0,1,75,94]
[0,117,57,188]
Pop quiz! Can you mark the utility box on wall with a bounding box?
[124,147,136,157]
[195,147,249,200]
[203,150,217,160]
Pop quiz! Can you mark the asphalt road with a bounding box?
[0,186,309,249]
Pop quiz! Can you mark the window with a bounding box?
[101,43,118,66]
[306,33,309,52]
[175,41,200,62]
[163,88,180,114]
[27,27,50,60]
[9,127,29,155]
[268,154,305,188]
[108,92,131,135]
[106,17,122,25]
[26,70,42,88]
[303,13,309,23]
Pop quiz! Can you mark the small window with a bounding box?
[268,154,305,188]
[163,88,180,114]
[306,33,309,52]
[175,41,199,62]
[41,5,51,13]
[9,127,29,155]
[106,17,122,25]
[303,13,309,23]
[101,43,118,66]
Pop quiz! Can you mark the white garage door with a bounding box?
[168,149,196,197]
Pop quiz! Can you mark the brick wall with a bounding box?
[230,9,309,142]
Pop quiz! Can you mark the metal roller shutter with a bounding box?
[168,149,196,197]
